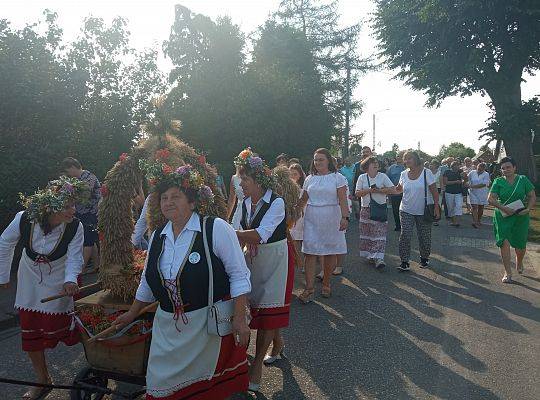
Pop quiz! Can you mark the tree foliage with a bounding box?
[372,0,540,179]
[438,142,476,160]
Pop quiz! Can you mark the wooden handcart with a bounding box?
[70,289,155,400]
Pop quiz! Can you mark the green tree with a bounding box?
[438,142,476,160]
[275,0,370,144]
[246,21,332,161]
[373,0,539,180]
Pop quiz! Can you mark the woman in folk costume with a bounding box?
[234,148,295,392]
[115,160,252,400]
[0,177,88,400]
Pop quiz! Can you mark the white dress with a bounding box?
[231,175,245,229]
[468,170,490,205]
[289,189,304,241]
[302,173,348,255]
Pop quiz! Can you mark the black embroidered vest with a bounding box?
[144,216,230,313]
[19,211,80,262]
[240,191,287,243]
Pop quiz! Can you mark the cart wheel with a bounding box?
[70,367,109,400]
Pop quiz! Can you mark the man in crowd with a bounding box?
[276,153,289,168]
[339,157,358,219]
[386,154,406,230]
[62,157,101,271]
[353,146,373,190]
[439,157,453,219]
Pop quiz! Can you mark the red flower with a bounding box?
[156,148,170,161]
[162,164,173,175]
[119,153,128,162]
[100,185,109,197]
[198,154,206,165]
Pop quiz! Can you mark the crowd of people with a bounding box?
[0,145,536,399]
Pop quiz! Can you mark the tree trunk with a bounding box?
[489,80,537,182]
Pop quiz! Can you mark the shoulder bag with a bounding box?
[203,217,235,337]
[367,175,388,222]
[423,170,439,223]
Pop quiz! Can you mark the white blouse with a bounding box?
[0,211,84,284]
[355,172,394,207]
[132,195,149,246]
[135,213,251,303]
[242,189,285,244]
[468,170,490,188]
[303,173,348,207]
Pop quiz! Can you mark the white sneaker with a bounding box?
[333,266,343,275]
[375,259,386,269]
[316,271,323,280]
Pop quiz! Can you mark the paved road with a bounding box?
[1,214,539,399]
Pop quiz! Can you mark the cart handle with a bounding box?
[40,282,101,303]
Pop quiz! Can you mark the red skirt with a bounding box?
[249,240,295,330]
[19,309,80,352]
[146,334,248,400]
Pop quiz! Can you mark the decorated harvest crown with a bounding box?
[19,176,90,224]
[139,148,214,208]
[234,147,274,189]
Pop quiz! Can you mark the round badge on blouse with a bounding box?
[188,252,201,264]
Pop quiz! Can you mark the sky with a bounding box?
[3,0,539,156]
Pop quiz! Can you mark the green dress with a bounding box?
[490,175,534,249]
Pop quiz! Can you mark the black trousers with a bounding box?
[390,195,402,229]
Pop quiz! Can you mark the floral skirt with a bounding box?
[358,207,388,260]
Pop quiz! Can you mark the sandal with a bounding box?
[321,285,331,298]
[22,381,53,400]
[298,289,314,304]
[501,275,513,284]
[517,264,524,274]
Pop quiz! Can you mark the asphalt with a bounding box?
[1,212,539,400]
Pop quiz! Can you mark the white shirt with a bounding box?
[0,211,84,284]
[355,172,394,207]
[399,168,435,215]
[242,189,285,244]
[132,196,150,246]
[303,173,348,206]
[468,170,490,188]
[135,213,251,302]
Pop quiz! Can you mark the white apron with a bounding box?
[15,251,73,314]
[245,239,288,308]
[146,306,221,398]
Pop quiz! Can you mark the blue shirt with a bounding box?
[339,165,355,191]
[386,164,405,185]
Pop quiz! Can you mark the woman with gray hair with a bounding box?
[394,151,440,271]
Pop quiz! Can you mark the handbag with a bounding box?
[203,217,235,337]
[423,170,439,223]
[366,175,388,222]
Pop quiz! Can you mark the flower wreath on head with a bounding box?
[19,176,90,225]
[139,151,214,212]
[234,147,275,189]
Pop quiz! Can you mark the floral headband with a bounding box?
[234,147,274,189]
[19,176,90,223]
[139,149,214,207]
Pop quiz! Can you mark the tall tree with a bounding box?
[246,21,332,160]
[372,0,540,180]
[163,5,247,172]
[275,0,369,146]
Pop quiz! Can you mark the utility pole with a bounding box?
[343,61,351,158]
[372,113,376,151]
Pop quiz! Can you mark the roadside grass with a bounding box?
[529,200,540,243]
